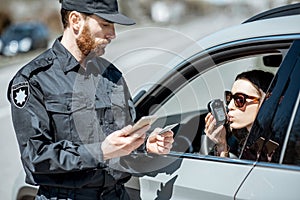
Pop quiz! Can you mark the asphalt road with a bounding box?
[0,60,32,199]
[0,13,248,199]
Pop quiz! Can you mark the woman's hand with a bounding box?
[204,113,228,155]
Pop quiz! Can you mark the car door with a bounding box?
[235,40,300,199]
[131,35,299,199]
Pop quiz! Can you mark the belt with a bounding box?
[36,184,129,200]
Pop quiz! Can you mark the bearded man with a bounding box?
[7,0,174,199]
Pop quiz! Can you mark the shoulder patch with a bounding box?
[11,81,30,108]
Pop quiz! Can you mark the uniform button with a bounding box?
[47,57,53,61]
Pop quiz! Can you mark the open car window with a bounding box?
[152,52,280,155]
[155,55,278,117]
[134,35,297,160]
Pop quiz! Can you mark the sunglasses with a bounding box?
[225,91,260,108]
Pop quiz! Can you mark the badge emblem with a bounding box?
[11,82,30,108]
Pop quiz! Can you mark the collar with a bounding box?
[52,37,80,73]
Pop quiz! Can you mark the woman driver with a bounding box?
[204,70,274,157]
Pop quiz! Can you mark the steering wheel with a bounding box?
[199,135,237,158]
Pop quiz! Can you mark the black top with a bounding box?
[7,37,136,188]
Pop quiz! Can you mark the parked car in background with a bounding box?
[12,3,300,200]
[1,22,49,56]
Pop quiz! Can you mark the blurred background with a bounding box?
[0,0,298,32]
[0,0,299,59]
[0,0,299,63]
[0,0,299,54]
[1,0,300,199]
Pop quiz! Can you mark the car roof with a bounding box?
[243,2,300,23]
[196,14,300,52]
[196,3,300,51]
[163,4,300,72]
[164,12,300,73]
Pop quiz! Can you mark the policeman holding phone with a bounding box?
[7,0,174,199]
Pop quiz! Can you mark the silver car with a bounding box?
[125,3,300,200]
[13,3,300,200]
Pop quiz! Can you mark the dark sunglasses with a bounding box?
[225,91,260,108]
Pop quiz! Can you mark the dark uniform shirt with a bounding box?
[7,38,136,190]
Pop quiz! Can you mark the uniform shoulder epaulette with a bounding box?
[7,49,55,104]
[20,49,56,78]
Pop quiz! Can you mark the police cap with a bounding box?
[61,0,135,25]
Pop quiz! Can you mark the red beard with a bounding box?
[76,24,100,57]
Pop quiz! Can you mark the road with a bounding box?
[0,57,38,199]
[0,13,247,199]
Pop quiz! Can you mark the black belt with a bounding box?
[37,184,129,200]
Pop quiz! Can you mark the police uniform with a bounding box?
[7,38,137,199]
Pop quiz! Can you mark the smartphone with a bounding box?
[255,137,265,152]
[159,123,179,135]
[207,99,227,127]
[125,115,158,136]
[265,139,279,155]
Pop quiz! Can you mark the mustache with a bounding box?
[76,24,112,56]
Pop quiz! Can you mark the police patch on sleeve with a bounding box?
[11,81,30,108]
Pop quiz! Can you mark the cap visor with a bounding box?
[95,13,135,25]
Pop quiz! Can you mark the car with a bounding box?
[12,3,300,200]
[1,22,49,56]
[124,3,300,200]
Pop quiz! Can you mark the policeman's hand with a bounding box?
[101,125,150,160]
[146,128,174,154]
[204,112,227,148]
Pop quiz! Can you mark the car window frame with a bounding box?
[135,34,300,119]
[134,35,300,163]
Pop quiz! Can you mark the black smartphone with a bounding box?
[265,139,279,155]
[207,99,227,127]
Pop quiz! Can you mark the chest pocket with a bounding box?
[45,93,96,143]
[95,79,127,135]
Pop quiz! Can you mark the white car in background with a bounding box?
[13,3,300,200]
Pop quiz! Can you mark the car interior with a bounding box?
[128,39,300,200]
[134,40,290,160]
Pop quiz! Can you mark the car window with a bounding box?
[134,38,295,157]
[155,55,278,117]
[151,53,279,156]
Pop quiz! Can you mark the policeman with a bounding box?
[7,0,174,199]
